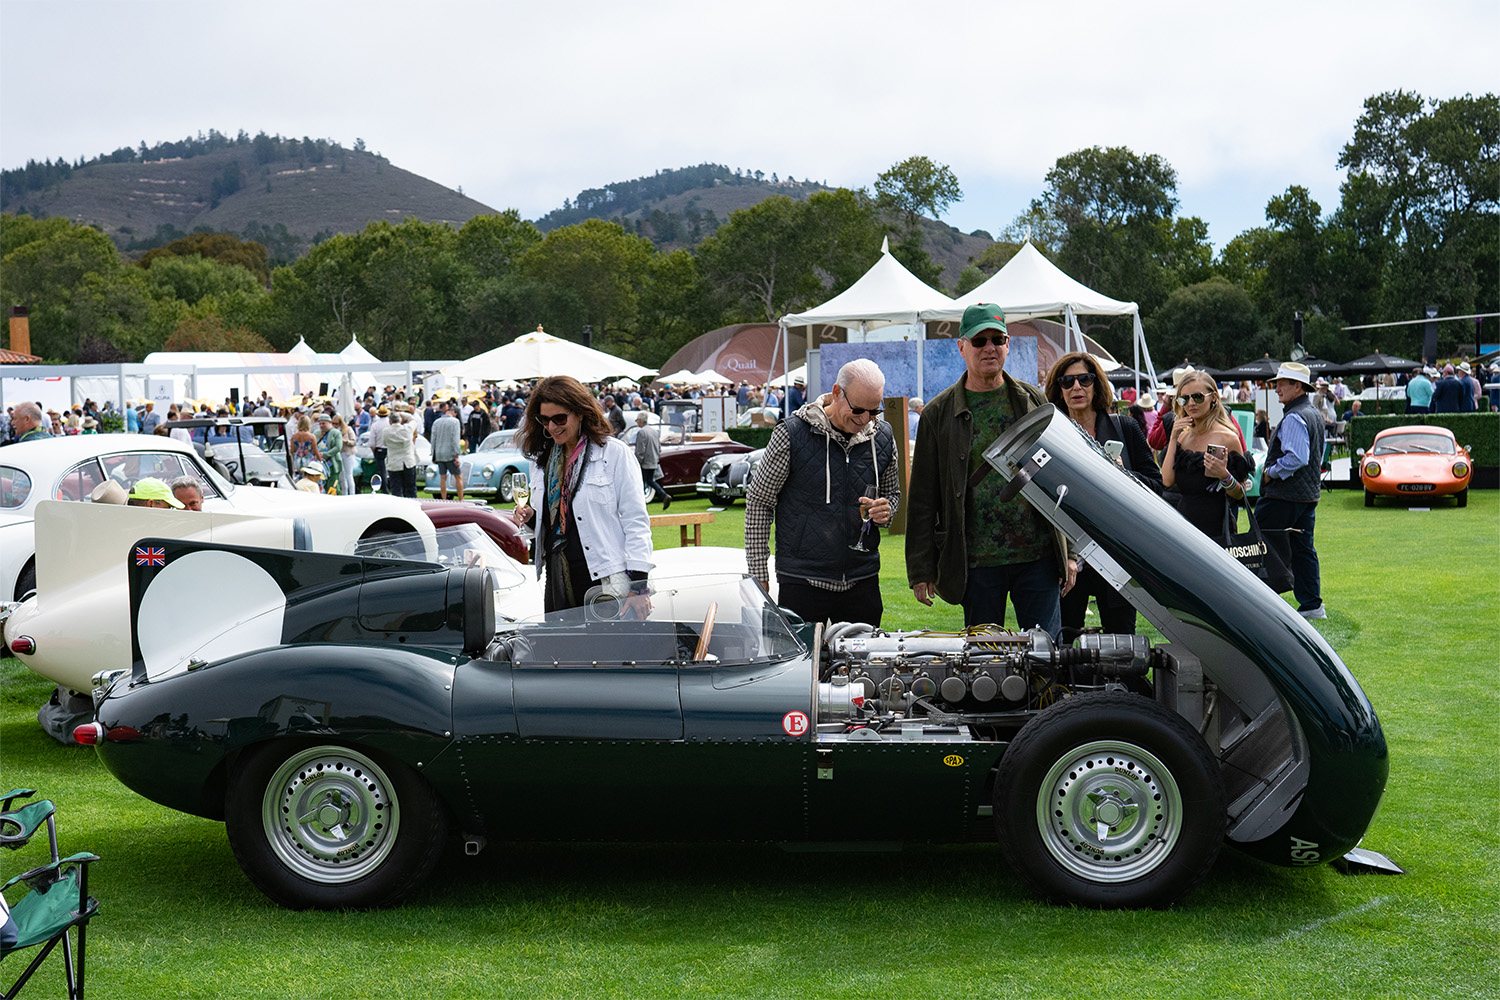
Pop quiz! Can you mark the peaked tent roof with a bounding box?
[781,238,954,329]
[923,241,1137,323]
[336,335,387,391]
[442,329,654,383]
[339,335,381,365]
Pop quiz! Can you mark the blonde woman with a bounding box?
[1160,371,1253,539]
[289,414,318,476]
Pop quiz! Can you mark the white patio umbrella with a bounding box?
[654,369,702,386]
[694,369,733,385]
[336,373,357,424]
[442,328,654,384]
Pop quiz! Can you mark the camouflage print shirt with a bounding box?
[963,385,1053,568]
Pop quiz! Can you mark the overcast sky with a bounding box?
[2,0,1495,251]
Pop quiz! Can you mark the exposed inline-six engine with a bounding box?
[818,623,1157,728]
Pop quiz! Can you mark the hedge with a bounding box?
[1347,412,1499,467]
[727,427,774,449]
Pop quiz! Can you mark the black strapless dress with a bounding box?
[1173,448,1253,540]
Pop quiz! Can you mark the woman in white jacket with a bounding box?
[512,376,654,615]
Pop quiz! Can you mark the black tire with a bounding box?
[994,692,1226,908]
[498,469,517,504]
[225,741,448,909]
[15,562,36,603]
[1364,489,1375,507]
[1455,488,1467,508]
[711,486,736,506]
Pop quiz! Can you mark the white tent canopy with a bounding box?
[777,237,954,397]
[694,369,733,384]
[924,241,1160,391]
[442,329,655,384]
[781,237,954,330]
[654,369,705,386]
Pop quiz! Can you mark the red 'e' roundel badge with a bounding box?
[782,711,808,736]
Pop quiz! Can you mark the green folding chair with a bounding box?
[1,790,99,1000]
[0,791,59,864]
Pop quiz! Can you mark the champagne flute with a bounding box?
[849,481,878,552]
[510,472,534,542]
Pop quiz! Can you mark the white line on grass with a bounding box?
[1277,896,1391,941]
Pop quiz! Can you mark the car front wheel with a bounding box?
[1455,487,1467,508]
[994,692,1225,909]
[498,469,516,503]
[1364,489,1375,507]
[225,742,448,909]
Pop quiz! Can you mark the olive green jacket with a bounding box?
[904,370,1070,605]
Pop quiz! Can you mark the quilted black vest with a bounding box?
[1263,393,1325,504]
[773,415,894,582]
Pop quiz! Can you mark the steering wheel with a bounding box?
[693,602,718,662]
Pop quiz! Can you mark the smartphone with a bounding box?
[1103,440,1125,461]
[1205,443,1228,461]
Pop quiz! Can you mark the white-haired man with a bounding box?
[8,401,49,443]
[745,358,900,626]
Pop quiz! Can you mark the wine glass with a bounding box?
[849,481,878,552]
[510,472,534,542]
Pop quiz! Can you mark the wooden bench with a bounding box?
[650,511,715,546]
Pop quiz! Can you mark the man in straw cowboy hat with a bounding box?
[1259,361,1326,619]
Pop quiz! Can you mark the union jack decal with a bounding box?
[134,546,166,567]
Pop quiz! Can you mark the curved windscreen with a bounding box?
[505,573,805,667]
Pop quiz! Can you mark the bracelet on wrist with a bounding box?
[1220,474,1237,488]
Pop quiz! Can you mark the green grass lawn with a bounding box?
[3,490,1497,999]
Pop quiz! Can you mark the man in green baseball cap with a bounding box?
[905,303,1074,638]
[127,477,185,509]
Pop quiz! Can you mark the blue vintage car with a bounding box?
[78,407,1387,911]
[419,429,529,501]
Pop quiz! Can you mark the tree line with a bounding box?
[1,91,1493,372]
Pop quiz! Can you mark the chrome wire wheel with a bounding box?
[261,746,400,885]
[1036,739,1181,884]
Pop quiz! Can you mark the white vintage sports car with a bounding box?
[4,502,541,696]
[0,434,437,605]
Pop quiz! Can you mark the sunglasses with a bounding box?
[535,412,573,426]
[1058,373,1097,389]
[1177,391,1213,405]
[966,334,1009,349]
[845,403,881,417]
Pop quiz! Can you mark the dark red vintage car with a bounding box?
[419,500,528,563]
[628,430,751,494]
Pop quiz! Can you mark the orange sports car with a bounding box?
[1359,425,1471,507]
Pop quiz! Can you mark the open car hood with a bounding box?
[983,406,1386,863]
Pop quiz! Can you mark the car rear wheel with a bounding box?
[994,692,1225,908]
[1455,488,1467,508]
[14,562,36,603]
[225,742,447,909]
[497,469,517,504]
[1364,489,1375,507]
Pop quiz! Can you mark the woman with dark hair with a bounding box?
[1043,352,1162,635]
[512,376,654,615]
[1044,352,1160,487]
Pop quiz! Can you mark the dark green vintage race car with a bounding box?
[78,407,1388,910]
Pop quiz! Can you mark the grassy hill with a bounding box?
[4,141,495,261]
[6,137,994,287]
[548,165,994,288]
